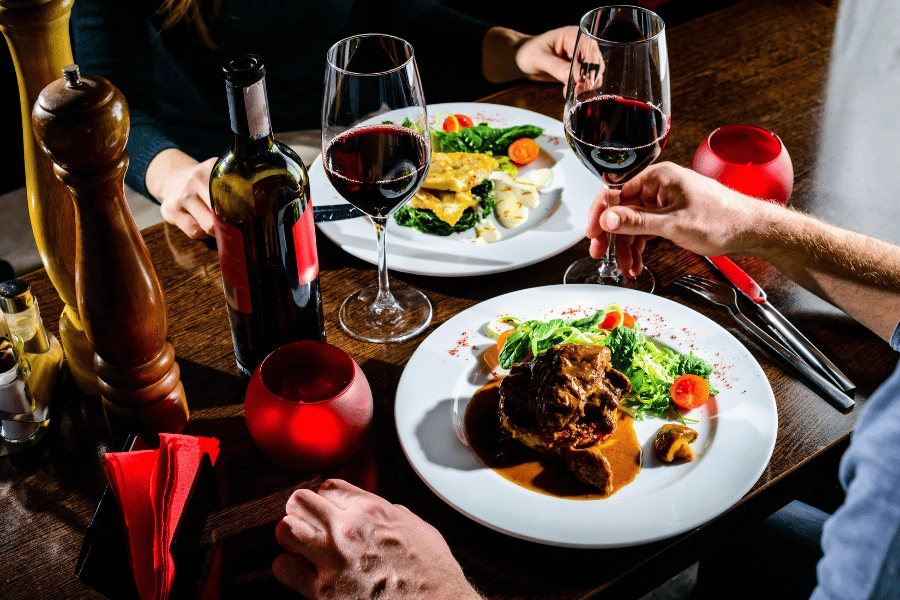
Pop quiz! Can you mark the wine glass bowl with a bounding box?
[322,34,432,343]
[691,124,793,204]
[563,6,670,290]
[244,340,374,471]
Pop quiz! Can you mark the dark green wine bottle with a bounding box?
[210,54,325,378]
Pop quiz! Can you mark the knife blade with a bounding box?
[313,204,365,223]
[704,255,856,395]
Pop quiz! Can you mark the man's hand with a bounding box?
[482,26,578,87]
[585,162,775,274]
[274,479,483,600]
[146,148,217,239]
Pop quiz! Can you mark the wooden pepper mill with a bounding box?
[31,65,189,441]
[0,0,98,397]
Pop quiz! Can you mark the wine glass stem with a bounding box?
[598,185,622,280]
[372,216,397,311]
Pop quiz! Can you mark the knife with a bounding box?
[313,204,365,223]
[704,255,856,396]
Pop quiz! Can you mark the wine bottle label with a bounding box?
[292,199,320,285]
[212,209,253,313]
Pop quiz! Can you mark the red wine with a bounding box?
[211,55,325,378]
[565,96,669,186]
[324,124,428,217]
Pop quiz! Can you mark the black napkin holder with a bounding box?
[75,435,219,599]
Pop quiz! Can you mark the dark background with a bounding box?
[0,0,734,196]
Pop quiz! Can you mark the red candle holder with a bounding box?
[244,341,373,471]
[691,124,793,204]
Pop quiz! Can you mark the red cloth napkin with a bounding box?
[104,434,219,600]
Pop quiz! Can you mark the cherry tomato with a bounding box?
[442,114,461,133]
[622,313,635,328]
[670,374,711,410]
[508,138,540,165]
[456,114,474,128]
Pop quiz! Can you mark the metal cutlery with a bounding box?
[704,255,856,395]
[312,204,365,223]
[673,275,855,412]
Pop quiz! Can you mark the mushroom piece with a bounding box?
[654,424,699,463]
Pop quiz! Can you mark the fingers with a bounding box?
[276,515,325,556]
[317,478,379,510]
[272,553,318,598]
[186,195,216,236]
[585,188,608,239]
[160,201,208,240]
[286,487,341,528]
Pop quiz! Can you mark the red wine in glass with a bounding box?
[566,96,669,188]
[562,5,670,290]
[324,124,429,217]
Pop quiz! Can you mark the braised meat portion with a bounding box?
[498,344,632,492]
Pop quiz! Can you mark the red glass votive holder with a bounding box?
[691,123,793,204]
[244,341,373,471]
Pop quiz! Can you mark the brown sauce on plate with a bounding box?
[464,378,642,499]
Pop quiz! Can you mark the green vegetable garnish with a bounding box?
[490,306,718,421]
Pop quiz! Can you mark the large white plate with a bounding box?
[311,102,598,277]
[395,284,778,548]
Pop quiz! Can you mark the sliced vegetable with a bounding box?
[442,114,461,133]
[455,114,474,128]
[508,138,540,165]
[496,329,517,353]
[670,374,711,410]
[622,313,635,328]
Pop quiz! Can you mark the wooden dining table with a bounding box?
[3,0,896,598]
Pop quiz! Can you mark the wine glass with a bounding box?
[563,6,671,291]
[322,34,432,343]
[691,123,793,204]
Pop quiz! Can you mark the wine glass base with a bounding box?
[339,286,432,343]
[563,257,656,293]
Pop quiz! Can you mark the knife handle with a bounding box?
[753,304,857,395]
[731,311,855,412]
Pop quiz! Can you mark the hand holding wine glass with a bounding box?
[322,34,432,343]
[563,6,671,291]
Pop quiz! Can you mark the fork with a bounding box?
[673,275,855,412]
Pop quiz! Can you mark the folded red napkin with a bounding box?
[103,434,219,600]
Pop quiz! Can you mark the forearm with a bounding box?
[482,27,529,83]
[746,203,900,343]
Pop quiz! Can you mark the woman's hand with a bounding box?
[146,148,217,239]
[482,26,579,87]
[585,162,777,274]
[274,479,483,600]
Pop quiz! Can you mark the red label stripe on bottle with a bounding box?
[212,208,253,313]
[292,199,320,285]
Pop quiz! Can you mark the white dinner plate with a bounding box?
[311,102,598,277]
[394,284,778,548]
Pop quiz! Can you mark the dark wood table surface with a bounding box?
[4,1,897,598]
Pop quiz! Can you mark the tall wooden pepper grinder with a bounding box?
[31,65,189,441]
[0,0,97,396]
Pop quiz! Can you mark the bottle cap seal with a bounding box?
[0,280,33,313]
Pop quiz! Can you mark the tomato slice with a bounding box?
[598,310,635,330]
[670,374,711,410]
[442,114,461,133]
[508,138,540,165]
[455,114,474,128]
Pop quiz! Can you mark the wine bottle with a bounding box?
[210,54,326,378]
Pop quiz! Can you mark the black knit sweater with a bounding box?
[71,0,496,199]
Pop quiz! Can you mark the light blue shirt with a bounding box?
[810,326,900,599]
